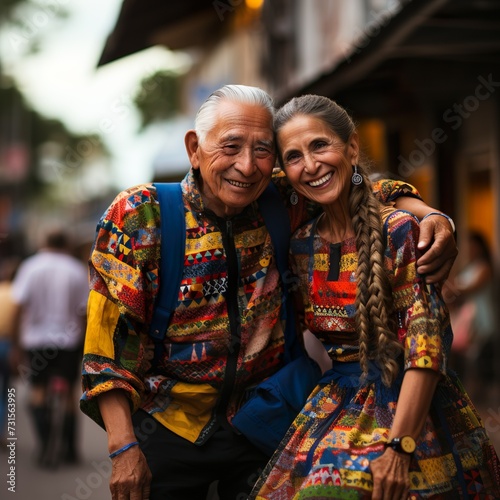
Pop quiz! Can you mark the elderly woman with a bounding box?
[81,84,459,500]
[252,95,500,499]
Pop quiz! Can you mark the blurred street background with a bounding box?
[1,0,500,498]
[1,375,110,499]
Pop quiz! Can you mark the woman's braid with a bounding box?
[350,170,403,386]
[274,94,403,385]
[350,182,373,379]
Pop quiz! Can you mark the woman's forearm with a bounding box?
[389,368,440,441]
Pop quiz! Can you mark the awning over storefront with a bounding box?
[99,0,500,107]
[280,0,500,111]
[98,0,230,66]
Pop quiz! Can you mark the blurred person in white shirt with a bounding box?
[11,229,88,466]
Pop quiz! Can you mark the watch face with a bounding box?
[400,436,416,453]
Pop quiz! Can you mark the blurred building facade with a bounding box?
[99,0,499,264]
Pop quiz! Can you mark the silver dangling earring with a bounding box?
[290,189,299,205]
[351,165,363,186]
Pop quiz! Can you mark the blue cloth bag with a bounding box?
[232,355,321,456]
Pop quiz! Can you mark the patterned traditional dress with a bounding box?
[253,209,500,499]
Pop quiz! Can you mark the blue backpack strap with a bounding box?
[149,183,185,365]
[258,182,301,363]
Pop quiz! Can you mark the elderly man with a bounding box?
[80,85,456,500]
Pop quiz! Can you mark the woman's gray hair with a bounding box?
[275,94,356,143]
[195,84,275,144]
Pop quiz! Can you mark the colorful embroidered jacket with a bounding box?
[290,208,450,373]
[80,168,421,444]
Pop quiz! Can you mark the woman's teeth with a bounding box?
[308,172,332,187]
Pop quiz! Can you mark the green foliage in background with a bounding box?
[134,70,182,130]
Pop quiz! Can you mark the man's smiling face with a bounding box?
[185,100,276,218]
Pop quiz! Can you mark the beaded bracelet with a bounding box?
[421,212,456,234]
[109,441,140,459]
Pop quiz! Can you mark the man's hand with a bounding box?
[110,446,152,500]
[98,391,152,499]
[370,448,411,500]
[417,214,457,283]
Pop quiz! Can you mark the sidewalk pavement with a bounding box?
[1,376,110,500]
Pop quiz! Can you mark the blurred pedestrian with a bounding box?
[0,257,19,447]
[11,229,88,466]
[450,230,496,398]
[80,84,457,500]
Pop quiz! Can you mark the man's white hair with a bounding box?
[195,84,275,144]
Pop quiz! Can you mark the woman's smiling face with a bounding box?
[278,114,359,207]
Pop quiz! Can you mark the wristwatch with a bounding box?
[385,436,416,455]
